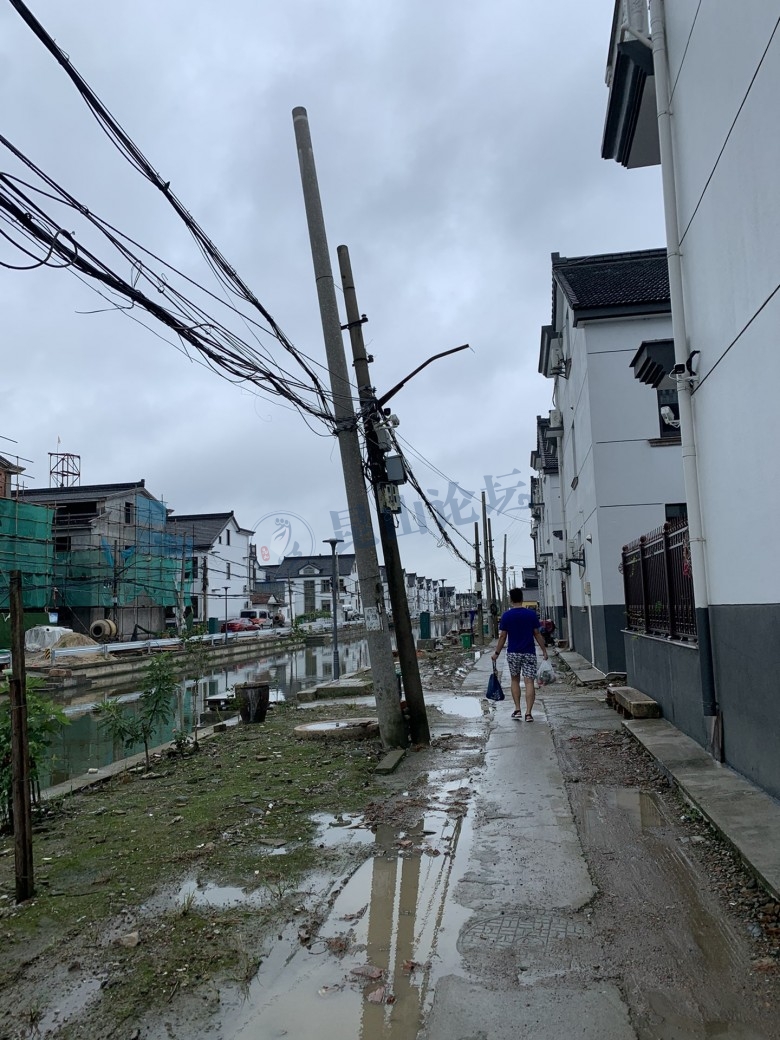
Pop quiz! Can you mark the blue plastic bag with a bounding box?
[485,666,505,701]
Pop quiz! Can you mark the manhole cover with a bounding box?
[459,911,589,951]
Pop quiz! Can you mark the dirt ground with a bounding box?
[3,646,779,1039]
[544,686,780,1039]
[0,646,481,1040]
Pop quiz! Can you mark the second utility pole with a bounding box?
[338,244,430,746]
[293,107,407,749]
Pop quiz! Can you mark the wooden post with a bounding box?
[9,570,34,903]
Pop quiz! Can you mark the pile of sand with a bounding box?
[53,632,99,649]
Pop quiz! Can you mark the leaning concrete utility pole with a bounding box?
[292,106,407,748]
[338,244,430,746]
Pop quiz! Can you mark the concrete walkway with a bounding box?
[424,649,636,1040]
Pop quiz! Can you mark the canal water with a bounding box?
[42,621,451,788]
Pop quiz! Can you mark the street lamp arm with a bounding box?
[375,344,470,409]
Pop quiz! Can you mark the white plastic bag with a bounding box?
[537,659,555,686]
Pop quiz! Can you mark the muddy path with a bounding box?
[544,688,780,1040]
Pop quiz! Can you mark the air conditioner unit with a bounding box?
[550,343,564,372]
[548,408,563,429]
[567,539,577,557]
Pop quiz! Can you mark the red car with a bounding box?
[220,617,255,633]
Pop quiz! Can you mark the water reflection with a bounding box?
[42,621,449,788]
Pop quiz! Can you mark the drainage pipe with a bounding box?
[647,0,719,736]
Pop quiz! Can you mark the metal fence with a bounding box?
[621,521,696,641]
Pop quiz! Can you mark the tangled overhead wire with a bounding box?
[3,0,338,427]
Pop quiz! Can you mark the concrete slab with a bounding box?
[625,718,780,900]
[424,977,635,1040]
[612,686,661,719]
[557,650,606,685]
[375,748,406,774]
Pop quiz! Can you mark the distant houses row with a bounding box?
[0,464,459,644]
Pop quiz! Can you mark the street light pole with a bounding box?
[223,586,229,645]
[440,579,447,633]
[323,538,342,680]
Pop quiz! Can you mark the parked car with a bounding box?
[220,617,255,633]
[240,609,273,630]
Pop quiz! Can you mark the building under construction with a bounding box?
[16,480,192,640]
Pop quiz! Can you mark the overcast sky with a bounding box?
[0,0,665,590]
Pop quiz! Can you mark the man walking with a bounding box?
[491,588,548,721]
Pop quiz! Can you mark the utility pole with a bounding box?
[337,244,430,745]
[202,555,208,629]
[474,522,484,646]
[9,570,34,903]
[487,517,499,637]
[501,534,508,612]
[293,106,407,748]
[481,493,494,639]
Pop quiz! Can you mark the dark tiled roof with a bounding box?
[0,455,23,474]
[168,512,234,550]
[18,480,146,501]
[552,249,669,325]
[273,554,356,579]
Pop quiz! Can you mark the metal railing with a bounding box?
[621,520,696,641]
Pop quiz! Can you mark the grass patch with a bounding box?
[0,701,383,1031]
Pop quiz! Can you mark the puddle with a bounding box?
[176,879,267,909]
[36,977,104,1035]
[210,799,475,1039]
[581,785,664,836]
[438,696,483,718]
[313,812,375,848]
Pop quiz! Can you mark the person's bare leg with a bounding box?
[524,677,536,719]
[511,674,522,714]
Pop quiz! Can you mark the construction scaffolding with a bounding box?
[2,481,194,640]
[0,498,55,610]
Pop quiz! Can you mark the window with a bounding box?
[191,595,199,618]
[191,557,199,579]
[54,535,71,553]
[321,579,331,593]
[665,503,688,522]
[226,529,231,546]
[226,562,231,580]
[124,501,134,524]
[657,387,681,439]
[322,600,332,614]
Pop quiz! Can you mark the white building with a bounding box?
[536,249,684,673]
[529,417,564,629]
[601,1,780,797]
[272,553,359,621]
[168,511,256,627]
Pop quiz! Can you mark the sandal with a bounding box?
[511,709,522,720]
[525,713,534,722]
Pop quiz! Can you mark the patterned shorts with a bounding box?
[507,652,538,679]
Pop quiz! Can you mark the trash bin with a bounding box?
[419,611,431,639]
[208,617,219,635]
[235,682,270,723]
[460,633,473,649]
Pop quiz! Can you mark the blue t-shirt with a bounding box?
[499,607,540,654]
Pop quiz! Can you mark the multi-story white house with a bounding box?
[529,416,564,630]
[167,511,256,628]
[272,553,359,621]
[535,248,684,674]
[600,1,780,798]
